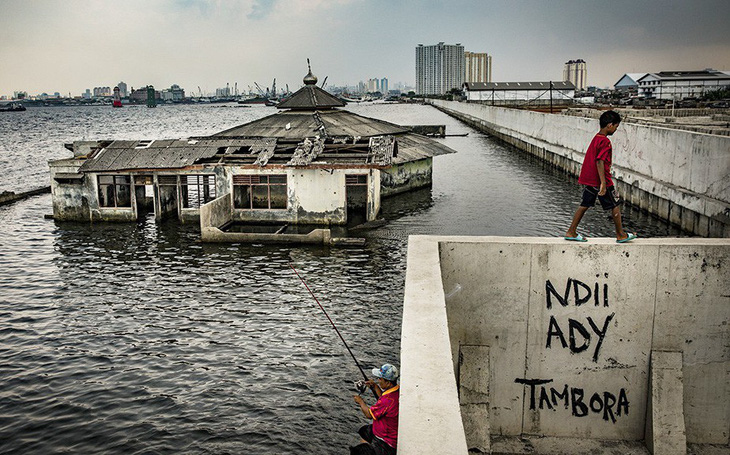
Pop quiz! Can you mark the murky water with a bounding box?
[0,103,685,454]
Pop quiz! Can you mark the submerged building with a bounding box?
[49,69,454,241]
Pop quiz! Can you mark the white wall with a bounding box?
[430,100,730,236]
[400,236,730,454]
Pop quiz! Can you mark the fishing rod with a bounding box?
[289,263,378,399]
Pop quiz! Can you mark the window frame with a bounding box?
[97,174,132,208]
[181,174,217,209]
[233,174,288,210]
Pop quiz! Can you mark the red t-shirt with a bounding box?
[369,385,399,448]
[578,133,613,187]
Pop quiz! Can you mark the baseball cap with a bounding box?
[372,364,399,382]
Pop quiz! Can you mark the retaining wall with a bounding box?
[429,100,730,237]
[400,236,730,454]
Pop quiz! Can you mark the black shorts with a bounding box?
[580,185,622,210]
[350,424,396,455]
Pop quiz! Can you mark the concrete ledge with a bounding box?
[399,236,468,454]
[646,350,686,455]
[401,236,730,453]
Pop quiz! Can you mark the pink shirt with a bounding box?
[369,385,399,448]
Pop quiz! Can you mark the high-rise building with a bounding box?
[380,77,388,94]
[563,59,587,91]
[465,51,492,83]
[367,78,379,93]
[117,82,128,98]
[416,42,465,95]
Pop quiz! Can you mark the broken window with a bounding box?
[233,174,287,210]
[181,175,217,209]
[98,175,131,208]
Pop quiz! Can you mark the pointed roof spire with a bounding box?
[303,58,318,85]
[277,60,345,110]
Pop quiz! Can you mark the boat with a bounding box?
[0,102,26,112]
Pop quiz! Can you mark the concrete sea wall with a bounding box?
[429,100,730,237]
[400,236,729,454]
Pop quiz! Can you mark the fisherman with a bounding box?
[351,364,400,455]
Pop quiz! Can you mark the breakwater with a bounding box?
[429,100,730,237]
[0,186,51,206]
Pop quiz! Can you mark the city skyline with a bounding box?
[1,0,729,98]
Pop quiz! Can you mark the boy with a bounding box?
[565,110,636,243]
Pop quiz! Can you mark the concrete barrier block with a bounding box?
[646,350,686,455]
[459,345,491,453]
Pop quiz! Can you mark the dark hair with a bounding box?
[599,110,621,128]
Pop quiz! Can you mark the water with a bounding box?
[0,103,685,454]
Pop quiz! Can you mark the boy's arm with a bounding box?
[596,159,607,195]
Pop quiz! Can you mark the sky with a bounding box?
[1,0,729,97]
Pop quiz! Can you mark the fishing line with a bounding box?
[289,263,378,399]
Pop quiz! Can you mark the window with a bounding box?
[233,174,287,210]
[181,175,216,209]
[98,175,131,208]
[346,174,368,185]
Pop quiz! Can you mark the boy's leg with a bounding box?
[566,206,589,238]
[611,206,629,241]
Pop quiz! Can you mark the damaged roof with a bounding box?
[78,139,261,172]
[211,109,410,140]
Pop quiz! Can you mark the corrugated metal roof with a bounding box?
[277,85,345,110]
[464,81,576,91]
[78,139,258,172]
[212,110,410,140]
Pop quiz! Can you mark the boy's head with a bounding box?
[599,110,621,128]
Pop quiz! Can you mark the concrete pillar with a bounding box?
[645,350,686,455]
[459,345,491,453]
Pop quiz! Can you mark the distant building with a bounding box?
[162,84,186,102]
[367,78,379,93]
[416,42,465,95]
[465,51,492,83]
[380,77,388,94]
[637,69,730,100]
[614,73,647,94]
[117,82,128,98]
[83,89,91,99]
[93,87,112,97]
[215,86,232,98]
[463,81,575,105]
[563,59,587,91]
[129,87,160,102]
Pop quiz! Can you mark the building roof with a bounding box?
[614,73,647,88]
[211,109,410,140]
[276,71,345,110]
[78,139,257,172]
[74,132,452,172]
[463,81,575,91]
[637,70,730,83]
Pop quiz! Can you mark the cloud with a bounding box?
[248,0,276,20]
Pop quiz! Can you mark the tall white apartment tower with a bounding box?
[416,42,465,95]
[563,59,587,90]
[464,52,492,83]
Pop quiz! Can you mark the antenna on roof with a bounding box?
[307,58,311,73]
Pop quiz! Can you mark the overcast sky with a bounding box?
[1,0,729,97]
